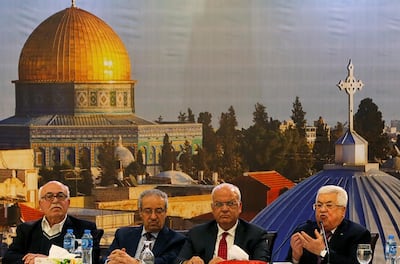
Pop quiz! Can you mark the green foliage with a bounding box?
[177,96,392,184]
[178,140,194,175]
[160,133,175,171]
[281,128,313,181]
[78,149,93,195]
[215,106,244,180]
[178,108,196,122]
[354,98,390,160]
[198,112,217,173]
[125,149,146,177]
[291,96,307,137]
[241,103,286,172]
[97,139,117,186]
[313,116,331,171]
[38,162,73,193]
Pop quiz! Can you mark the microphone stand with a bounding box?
[320,221,330,264]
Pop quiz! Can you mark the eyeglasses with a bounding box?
[141,208,166,215]
[41,192,68,202]
[313,202,343,210]
[212,200,239,208]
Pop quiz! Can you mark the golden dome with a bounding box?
[18,6,131,82]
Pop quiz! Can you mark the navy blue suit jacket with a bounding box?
[175,219,269,264]
[286,219,371,264]
[105,225,186,264]
[3,215,99,264]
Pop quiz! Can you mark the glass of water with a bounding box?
[357,244,372,264]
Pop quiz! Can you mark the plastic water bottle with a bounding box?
[63,229,76,253]
[385,234,397,264]
[140,241,154,264]
[81,229,93,264]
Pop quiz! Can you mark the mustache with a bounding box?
[49,204,63,209]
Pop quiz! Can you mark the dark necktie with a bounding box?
[317,231,332,264]
[145,232,153,241]
[218,232,228,259]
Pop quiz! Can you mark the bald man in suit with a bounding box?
[176,183,269,264]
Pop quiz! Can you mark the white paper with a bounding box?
[227,244,249,260]
[48,244,78,259]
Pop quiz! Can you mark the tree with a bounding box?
[192,146,208,179]
[187,108,195,123]
[78,148,93,195]
[125,150,146,178]
[197,112,217,174]
[329,122,345,158]
[178,111,187,122]
[160,133,175,171]
[281,128,313,181]
[354,98,390,160]
[178,140,194,176]
[291,96,307,137]
[241,103,286,172]
[312,116,331,171]
[97,139,117,186]
[215,106,244,180]
[177,108,195,122]
[283,97,313,181]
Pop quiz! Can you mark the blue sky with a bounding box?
[0,0,399,128]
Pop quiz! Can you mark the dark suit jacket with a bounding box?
[286,219,371,264]
[176,219,269,264]
[105,225,186,264]
[3,215,99,264]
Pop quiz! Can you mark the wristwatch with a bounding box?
[320,249,328,258]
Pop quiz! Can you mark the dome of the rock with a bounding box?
[18,6,131,82]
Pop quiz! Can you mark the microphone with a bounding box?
[320,221,330,264]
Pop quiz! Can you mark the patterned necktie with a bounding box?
[317,231,332,264]
[218,232,228,259]
[145,232,153,241]
[142,232,154,251]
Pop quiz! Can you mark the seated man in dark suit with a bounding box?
[176,183,269,264]
[3,180,100,264]
[105,189,186,264]
[287,185,371,264]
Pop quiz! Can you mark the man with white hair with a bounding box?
[4,181,99,264]
[287,185,371,264]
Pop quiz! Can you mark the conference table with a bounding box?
[220,260,292,264]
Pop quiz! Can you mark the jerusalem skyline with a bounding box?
[1,1,400,129]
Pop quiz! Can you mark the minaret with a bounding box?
[334,60,369,166]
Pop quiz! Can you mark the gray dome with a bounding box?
[115,136,134,167]
[251,166,400,263]
[155,170,196,185]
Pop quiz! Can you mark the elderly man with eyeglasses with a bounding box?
[287,185,371,264]
[175,183,270,264]
[3,180,99,264]
[105,189,186,264]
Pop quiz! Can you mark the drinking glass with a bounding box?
[357,244,372,264]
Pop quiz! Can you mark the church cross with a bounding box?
[337,59,364,132]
